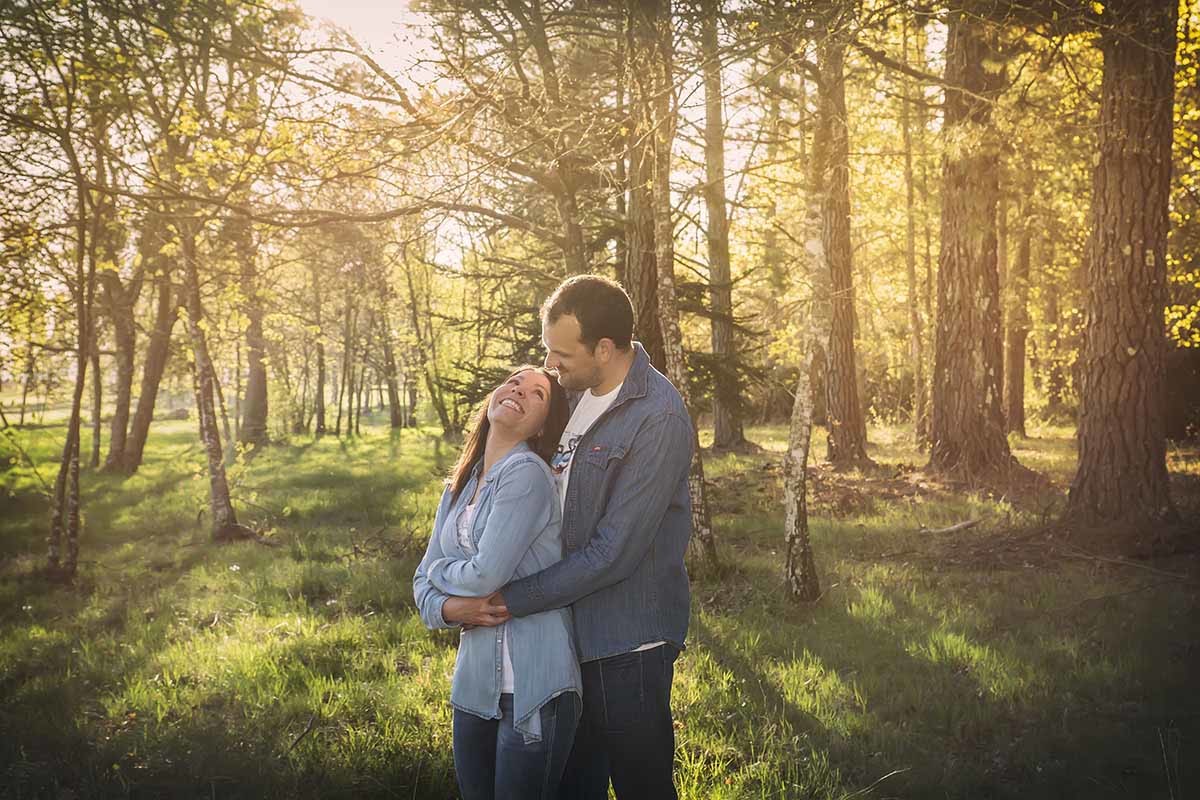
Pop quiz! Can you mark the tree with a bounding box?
[1067,0,1178,525]
[819,30,871,468]
[700,0,746,450]
[928,7,1015,478]
[636,0,719,570]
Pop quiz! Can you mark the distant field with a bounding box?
[2,414,1197,799]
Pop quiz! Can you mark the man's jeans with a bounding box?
[559,644,680,800]
[453,692,581,800]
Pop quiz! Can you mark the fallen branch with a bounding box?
[919,519,981,535]
[1059,543,1197,583]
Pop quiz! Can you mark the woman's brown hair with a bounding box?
[447,366,570,504]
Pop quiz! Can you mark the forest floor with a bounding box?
[1,408,1198,799]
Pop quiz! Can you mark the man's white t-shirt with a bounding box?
[550,382,663,654]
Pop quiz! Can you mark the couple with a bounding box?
[413,275,694,799]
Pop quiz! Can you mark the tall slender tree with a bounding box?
[700,0,746,450]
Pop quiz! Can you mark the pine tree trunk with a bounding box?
[820,38,871,468]
[625,7,666,372]
[638,0,718,571]
[928,10,1014,478]
[701,1,746,451]
[1004,202,1032,437]
[180,218,250,541]
[1067,0,1178,525]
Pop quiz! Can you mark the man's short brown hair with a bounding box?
[541,275,634,352]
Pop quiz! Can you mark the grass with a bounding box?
[1,410,1197,799]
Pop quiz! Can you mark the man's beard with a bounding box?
[556,363,602,392]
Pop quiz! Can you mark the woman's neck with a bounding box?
[482,425,524,476]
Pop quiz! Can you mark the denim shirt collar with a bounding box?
[569,341,652,415]
[465,439,534,493]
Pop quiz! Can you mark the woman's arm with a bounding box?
[424,459,556,598]
[412,489,456,629]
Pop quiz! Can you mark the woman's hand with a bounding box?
[441,593,510,627]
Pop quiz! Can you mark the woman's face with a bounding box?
[487,369,553,441]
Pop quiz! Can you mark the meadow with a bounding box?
[1,410,1197,799]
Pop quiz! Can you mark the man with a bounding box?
[442,275,693,798]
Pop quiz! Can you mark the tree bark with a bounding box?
[380,311,403,428]
[89,338,101,468]
[900,18,927,448]
[701,0,746,451]
[98,209,147,471]
[928,10,1015,478]
[1067,0,1178,524]
[783,33,836,603]
[236,220,269,447]
[180,217,250,541]
[637,0,718,571]
[625,5,666,372]
[1004,200,1032,437]
[820,37,871,468]
[122,263,179,473]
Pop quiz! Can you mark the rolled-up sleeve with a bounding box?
[502,411,693,617]
[412,489,455,629]
[424,459,556,597]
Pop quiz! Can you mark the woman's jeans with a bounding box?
[453,691,581,800]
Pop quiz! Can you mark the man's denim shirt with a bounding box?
[412,443,582,742]
[502,343,694,662]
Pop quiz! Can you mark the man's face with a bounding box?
[542,314,603,391]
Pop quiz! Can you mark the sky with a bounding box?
[298,0,433,75]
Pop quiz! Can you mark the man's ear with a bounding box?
[595,337,615,364]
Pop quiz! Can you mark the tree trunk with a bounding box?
[625,7,666,372]
[637,0,718,571]
[783,33,835,603]
[122,267,178,473]
[901,18,927,448]
[1004,200,1032,437]
[48,185,94,580]
[820,37,871,468]
[180,218,250,541]
[89,339,101,468]
[701,0,746,451]
[381,311,403,428]
[1067,0,1178,525]
[237,221,269,447]
[928,10,1014,478]
[18,339,35,427]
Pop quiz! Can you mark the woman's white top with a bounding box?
[456,501,515,693]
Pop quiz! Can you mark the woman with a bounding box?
[413,366,581,800]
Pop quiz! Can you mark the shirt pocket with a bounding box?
[582,442,628,468]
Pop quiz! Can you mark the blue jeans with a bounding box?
[453,691,581,800]
[558,644,680,800]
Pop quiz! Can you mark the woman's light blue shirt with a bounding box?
[413,442,581,742]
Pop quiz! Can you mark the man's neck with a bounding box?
[591,348,635,396]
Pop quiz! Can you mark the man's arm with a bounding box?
[424,460,556,597]
[500,411,693,617]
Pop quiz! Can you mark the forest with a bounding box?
[1,0,1198,797]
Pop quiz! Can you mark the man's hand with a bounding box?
[441,593,510,628]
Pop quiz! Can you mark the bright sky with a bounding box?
[298,0,434,75]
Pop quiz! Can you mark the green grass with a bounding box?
[1,413,1197,799]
